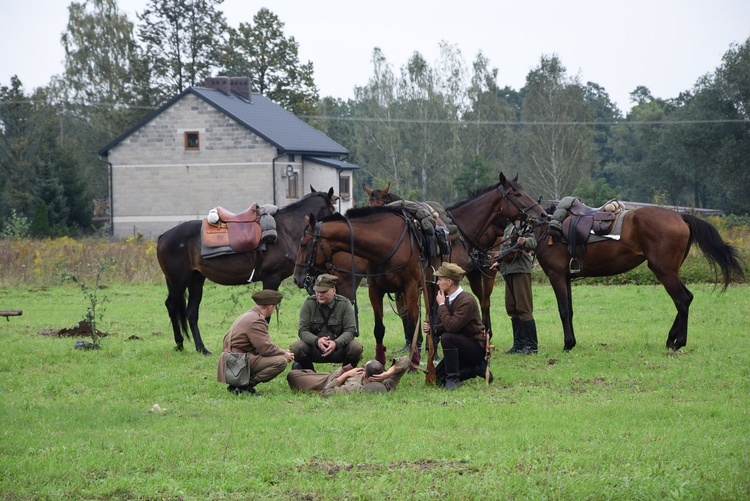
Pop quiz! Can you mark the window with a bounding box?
[286,171,299,199]
[339,176,351,200]
[184,131,200,150]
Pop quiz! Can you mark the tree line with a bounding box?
[1,0,749,237]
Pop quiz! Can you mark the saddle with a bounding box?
[387,200,451,259]
[201,203,262,256]
[558,198,626,273]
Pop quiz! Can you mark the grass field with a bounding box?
[1,280,748,500]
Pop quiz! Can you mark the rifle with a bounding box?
[484,331,493,385]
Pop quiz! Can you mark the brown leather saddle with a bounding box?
[201,203,262,254]
[561,199,624,273]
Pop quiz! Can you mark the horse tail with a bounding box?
[682,214,745,291]
[166,288,191,341]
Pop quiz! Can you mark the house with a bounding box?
[99,76,359,238]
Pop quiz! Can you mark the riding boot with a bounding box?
[443,349,460,391]
[505,318,524,354]
[521,319,538,354]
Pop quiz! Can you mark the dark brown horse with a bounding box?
[156,188,338,354]
[294,173,548,368]
[529,199,745,351]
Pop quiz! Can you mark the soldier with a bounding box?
[287,356,410,396]
[290,274,363,372]
[423,263,489,390]
[491,216,539,354]
[217,289,294,395]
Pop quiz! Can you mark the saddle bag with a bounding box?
[592,211,616,235]
[224,352,251,387]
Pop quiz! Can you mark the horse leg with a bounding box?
[549,273,576,350]
[369,288,387,364]
[186,272,211,355]
[652,271,694,350]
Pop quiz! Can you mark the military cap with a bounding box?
[433,262,466,282]
[313,273,338,292]
[252,289,283,305]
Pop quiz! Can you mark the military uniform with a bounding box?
[291,274,363,370]
[498,221,539,354]
[431,262,490,389]
[287,356,410,396]
[217,290,289,393]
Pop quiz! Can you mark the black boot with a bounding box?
[443,349,460,391]
[522,319,538,354]
[505,318,524,354]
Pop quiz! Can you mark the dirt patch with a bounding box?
[38,320,111,339]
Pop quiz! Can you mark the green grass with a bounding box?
[1,282,749,500]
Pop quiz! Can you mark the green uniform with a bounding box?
[291,294,363,369]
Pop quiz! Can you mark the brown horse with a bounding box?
[156,188,338,354]
[530,200,745,351]
[294,173,548,367]
[325,183,403,300]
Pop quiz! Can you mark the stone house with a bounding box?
[99,77,359,238]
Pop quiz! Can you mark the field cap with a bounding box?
[313,274,338,292]
[252,289,283,305]
[433,262,465,282]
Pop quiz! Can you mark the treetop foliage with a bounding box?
[1,1,749,238]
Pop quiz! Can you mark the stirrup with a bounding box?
[569,258,581,274]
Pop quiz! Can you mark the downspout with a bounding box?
[98,155,114,237]
[336,167,343,212]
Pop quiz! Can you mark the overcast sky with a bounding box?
[2,0,749,114]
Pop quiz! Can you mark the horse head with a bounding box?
[364,182,401,207]
[293,212,342,292]
[497,172,549,225]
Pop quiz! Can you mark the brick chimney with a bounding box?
[203,76,252,101]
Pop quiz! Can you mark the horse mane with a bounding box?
[281,191,331,212]
[345,205,402,219]
[370,190,402,204]
[319,212,348,223]
[446,181,502,211]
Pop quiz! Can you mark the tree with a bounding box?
[137,0,227,101]
[518,55,597,200]
[461,51,518,183]
[219,8,318,115]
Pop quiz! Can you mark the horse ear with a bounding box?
[310,185,316,193]
[512,173,518,183]
[364,184,372,196]
[499,172,507,184]
[382,183,390,195]
[306,213,316,228]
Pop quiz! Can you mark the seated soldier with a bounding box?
[290,274,363,372]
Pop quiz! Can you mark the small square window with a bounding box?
[185,131,200,150]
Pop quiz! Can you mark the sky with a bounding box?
[2,0,749,114]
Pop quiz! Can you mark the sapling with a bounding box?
[59,257,114,348]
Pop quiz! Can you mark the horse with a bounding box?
[156,187,338,354]
[325,183,403,300]
[294,173,548,371]
[527,197,745,351]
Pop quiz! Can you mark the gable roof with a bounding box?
[100,87,349,157]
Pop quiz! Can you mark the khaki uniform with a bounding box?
[216,306,288,385]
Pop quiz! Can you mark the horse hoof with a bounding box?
[174,343,184,351]
[201,349,212,356]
